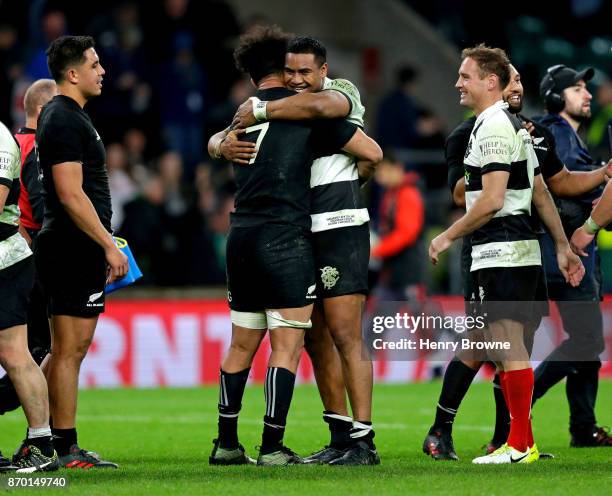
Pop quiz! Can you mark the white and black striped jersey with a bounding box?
[464,100,541,271]
[310,77,369,233]
[0,120,32,270]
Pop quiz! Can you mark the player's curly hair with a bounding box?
[461,43,511,89]
[233,25,292,84]
[46,35,96,83]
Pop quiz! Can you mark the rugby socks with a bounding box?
[491,373,510,445]
[350,420,375,449]
[503,368,534,452]
[27,426,54,457]
[261,367,295,454]
[323,411,353,449]
[430,358,478,434]
[51,427,77,456]
[217,368,250,449]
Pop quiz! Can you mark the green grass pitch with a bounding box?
[0,381,610,495]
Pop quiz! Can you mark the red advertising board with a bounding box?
[73,298,612,388]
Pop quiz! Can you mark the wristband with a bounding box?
[251,97,268,121]
[584,216,601,235]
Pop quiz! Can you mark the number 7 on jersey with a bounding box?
[244,122,269,165]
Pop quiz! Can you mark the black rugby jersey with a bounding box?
[230,87,358,231]
[37,95,111,235]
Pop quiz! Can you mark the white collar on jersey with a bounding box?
[475,100,509,125]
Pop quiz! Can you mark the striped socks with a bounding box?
[217,368,250,449]
[261,367,296,454]
[431,358,478,433]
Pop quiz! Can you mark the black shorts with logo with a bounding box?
[36,230,107,317]
[312,223,370,299]
[0,256,35,330]
[226,224,316,312]
[470,265,549,325]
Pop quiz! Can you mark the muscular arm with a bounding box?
[444,171,507,241]
[341,129,383,183]
[52,162,127,281]
[546,162,610,197]
[453,178,466,207]
[429,171,508,264]
[232,91,351,129]
[267,91,350,120]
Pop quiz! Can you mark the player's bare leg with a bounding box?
[305,305,348,415]
[45,315,115,468]
[323,295,371,421]
[0,324,57,471]
[222,325,266,373]
[302,304,356,463]
[47,315,97,430]
[257,305,312,465]
[319,294,379,465]
[0,325,49,428]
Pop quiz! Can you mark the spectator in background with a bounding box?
[106,143,137,231]
[376,66,422,150]
[371,153,425,299]
[122,127,149,183]
[157,33,207,176]
[119,173,165,285]
[25,10,67,80]
[158,151,190,217]
[205,77,254,140]
[151,151,197,285]
[142,0,240,102]
[86,1,152,143]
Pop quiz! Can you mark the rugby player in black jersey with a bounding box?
[34,35,128,469]
[207,26,382,467]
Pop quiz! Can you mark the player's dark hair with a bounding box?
[461,43,510,89]
[46,35,96,83]
[287,36,327,67]
[233,25,292,84]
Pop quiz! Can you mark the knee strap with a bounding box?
[230,310,267,329]
[266,310,312,330]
